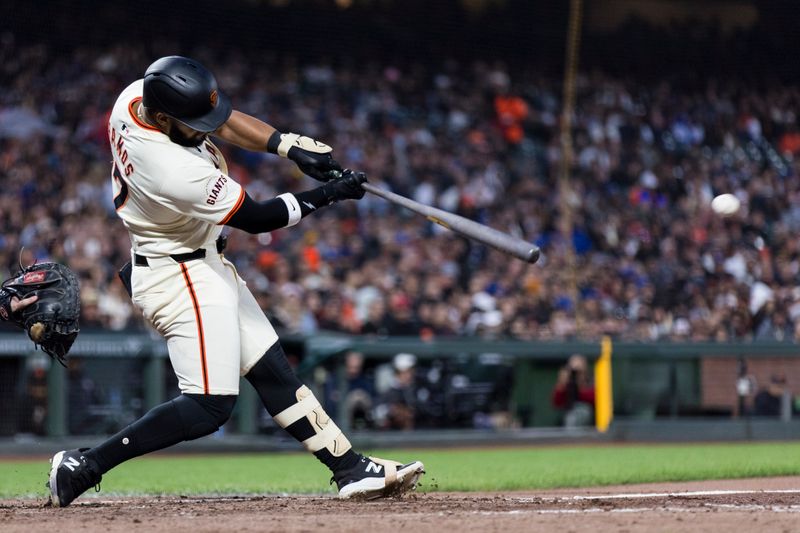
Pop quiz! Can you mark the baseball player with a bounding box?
[47,56,424,507]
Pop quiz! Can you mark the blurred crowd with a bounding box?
[3,26,800,344]
[318,350,514,432]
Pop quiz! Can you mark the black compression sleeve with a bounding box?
[225,193,288,234]
[225,188,331,234]
[295,187,331,215]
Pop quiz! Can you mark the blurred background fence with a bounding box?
[2,332,800,451]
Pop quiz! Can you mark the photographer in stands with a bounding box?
[551,354,596,427]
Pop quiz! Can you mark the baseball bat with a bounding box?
[361,183,540,264]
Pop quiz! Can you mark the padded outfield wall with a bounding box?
[1,332,799,449]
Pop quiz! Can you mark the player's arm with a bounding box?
[225,170,367,234]
[212,111,276,151]
[213,110,342,182]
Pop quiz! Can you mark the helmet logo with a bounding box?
[210,90,218,108]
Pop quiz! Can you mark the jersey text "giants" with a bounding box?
[206,175,228,205]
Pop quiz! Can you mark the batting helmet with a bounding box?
[142,56,232,133]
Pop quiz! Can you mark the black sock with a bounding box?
[85,395,231,474]
[315,448,361,473]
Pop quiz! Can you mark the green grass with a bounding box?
[3,442,800,498]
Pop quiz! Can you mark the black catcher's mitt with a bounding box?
[2,262,80,366]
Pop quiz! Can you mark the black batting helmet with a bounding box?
[142,56,232,133]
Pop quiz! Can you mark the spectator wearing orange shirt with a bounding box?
[491,72,529,144]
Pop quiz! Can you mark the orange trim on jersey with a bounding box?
[180,263,210,394]
[218,187,246,226]
[116,198,130,211]
[128,97,160,131]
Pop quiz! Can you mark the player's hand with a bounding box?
[321,169,368,202]
[267,131,342,182]
[11,294,38,313]
[0,292,37,321]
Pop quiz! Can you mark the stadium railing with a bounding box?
[1,332,799,447]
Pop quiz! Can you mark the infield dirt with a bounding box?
[3,477,799,532]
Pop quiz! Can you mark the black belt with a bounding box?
[134,236,227,267]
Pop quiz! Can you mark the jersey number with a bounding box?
[112,163,129,210]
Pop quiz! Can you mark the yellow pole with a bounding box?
[594,335,613,432]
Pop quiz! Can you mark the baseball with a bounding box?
[711,193,740,216]
[29,322,46,343]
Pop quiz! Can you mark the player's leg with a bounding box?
[48,394,236,507]
[48,259,242,507]
[235,273,424,499]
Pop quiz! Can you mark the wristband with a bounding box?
[277,193,302,226]
[266,130,282,154]
[267,130,300,157]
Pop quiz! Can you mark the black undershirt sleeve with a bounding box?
[224,188,330,234]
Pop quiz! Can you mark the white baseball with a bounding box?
[711,193,741,215]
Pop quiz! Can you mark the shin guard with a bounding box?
[245,342,354,465]
[273,385,352,456]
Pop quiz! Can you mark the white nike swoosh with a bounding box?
[302,201,316,210]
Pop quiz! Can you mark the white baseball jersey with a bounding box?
[108,80,245,256]
[109,80,277,395]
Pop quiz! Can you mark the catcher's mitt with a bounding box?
[2,262,80,366]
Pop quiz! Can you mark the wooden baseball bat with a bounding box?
[361,183,540,264]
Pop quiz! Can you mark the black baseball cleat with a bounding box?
[47,448,102,507]
[333,455,425,500]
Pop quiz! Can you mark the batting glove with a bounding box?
[267,131,342,182]
[321,169,368,202]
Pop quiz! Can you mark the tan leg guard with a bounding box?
[273,386,352,456]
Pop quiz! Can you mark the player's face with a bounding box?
[166,119,207,148]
